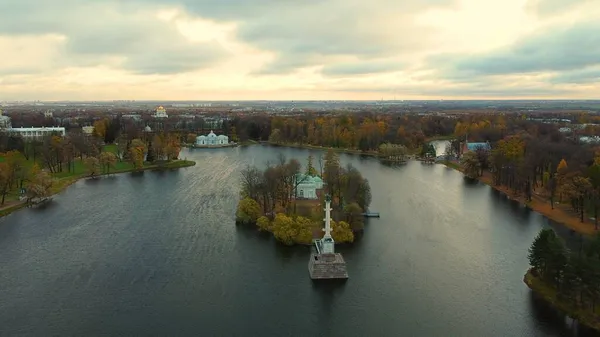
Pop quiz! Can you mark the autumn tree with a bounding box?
[236,197,261,225]
[461,152,481,178]
[84,156,100,177]
[129,138,147,170]
[331,220,354,243]
[26,165,53,203]
[99,152,117,175]
[186,133,196,144]
[306,154,318,176]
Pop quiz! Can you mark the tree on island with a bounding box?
[306,154,318,176]
[236,153,367,245]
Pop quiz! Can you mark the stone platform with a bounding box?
[308,253,349,280]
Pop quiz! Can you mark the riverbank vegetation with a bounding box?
[525,228,600,331]
[0,127,194,216]
[235,150,371,246]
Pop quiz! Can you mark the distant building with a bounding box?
[0,109,11,128]
[7,126,66,138]
[295,174,324,199]
[461,140,491,158]
[82,126,94,135]
[44,110,53,118]
[195,130,228,146]
[154,106,168,118]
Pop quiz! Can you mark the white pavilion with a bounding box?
[195,130,229,146]
[295,174,324,199]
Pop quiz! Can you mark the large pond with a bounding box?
[0,145,597,336]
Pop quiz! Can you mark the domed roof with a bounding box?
[208,130,216,137]
[197,135,206,139]
[312,176,323,182]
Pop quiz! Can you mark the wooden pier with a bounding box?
[362,212,380,218]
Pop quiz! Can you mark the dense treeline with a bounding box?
[527,229,600,318]
[235,151,371,245]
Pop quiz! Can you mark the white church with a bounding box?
[195,130,229,146]
[295,174,324,199]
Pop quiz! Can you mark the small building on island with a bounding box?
[295,174,324,200]
[195,130,229,147]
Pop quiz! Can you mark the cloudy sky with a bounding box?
[0,0,598,100]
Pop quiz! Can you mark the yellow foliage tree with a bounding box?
[256,216,271,231]
[236,197,261,225]
[331,220,354,243]
[557,159,568,173]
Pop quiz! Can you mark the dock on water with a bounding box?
[362,212,380,218]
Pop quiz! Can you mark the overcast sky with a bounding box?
[0,0,598,100]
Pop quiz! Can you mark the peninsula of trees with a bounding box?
[526,228,600,331]
[235,150,371,246]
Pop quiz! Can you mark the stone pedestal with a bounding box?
[308,253,348,280]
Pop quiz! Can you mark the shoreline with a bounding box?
[258,141,381,157]
[246,141,597,236]
[0,160,196,218]
[524,269,600,332]
[442,161,599,236]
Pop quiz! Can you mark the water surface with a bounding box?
[0,145,596,336]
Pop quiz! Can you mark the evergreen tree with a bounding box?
[146,140,155,163]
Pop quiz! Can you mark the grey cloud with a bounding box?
[321,61,404,77]
[167,0,456,74]
[430,20,600,83]
[0,1,229,75]
[328,83,573,97]
[550,67,600,84]
[527,0,592,16]
[0,0,456,75]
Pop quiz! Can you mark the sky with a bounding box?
[0,0,599,101]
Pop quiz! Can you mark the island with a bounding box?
[524,228,600,331]
[235,150,372,246]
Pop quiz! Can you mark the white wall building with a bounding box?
[195,130,229,146]
[7,127,66,138]
[295,174,324,200]
[154,106,168,118]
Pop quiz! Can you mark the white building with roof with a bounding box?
[7,126,66,138]
[295,174,324,199]
[195,130,229,146]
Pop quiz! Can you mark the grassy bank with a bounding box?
[524,269,600,331]
[0,159,196,218]
[443,161,599,236]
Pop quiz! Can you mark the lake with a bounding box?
[0,144,597,337]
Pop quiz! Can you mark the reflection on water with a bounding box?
[0,145,598,337]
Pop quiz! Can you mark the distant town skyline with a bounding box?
[1,0,598,100]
